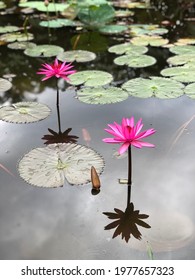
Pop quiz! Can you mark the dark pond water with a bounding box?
[1,0,195,260]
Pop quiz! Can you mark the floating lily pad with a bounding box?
[0,32,34,43]
[0,102,51,123]
[167,54,195,66]
[114,54,156,68]
[115,10,134,17]
[57,50,96,63]
[0,1,6,9]
[0,26,20,34]
[0,78,12,92]
[24,44,64,57]
[129,24,168,36]
[174,38,195,46]
[161,66,195,83]
[184,83,195,98]
[7,41,36,50]
[39,19,77,28]
[68,70,113,87]
[98,25,128,34]
[169,45,195,55]
[19,1,69,12]
[76,86,128,104]
[18,143,104,187]
[108,42,148,55]
[122,77,184,99]
[131,35,169,47]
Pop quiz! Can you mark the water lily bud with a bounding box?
[44,0,49,7]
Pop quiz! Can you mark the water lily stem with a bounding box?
[127,145,132,206]
[56,81,62,134]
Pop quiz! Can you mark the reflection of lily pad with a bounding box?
[68,70,113,87]
[167,54,195,66]
[161,66,195,83]
[98,25,128,34]
[122,77,184,98]
[0,102,51,123]
[108,43,148,55]
[18,143,104,187]
[130,24,168,36]
[24,44,64,57]
[131,35,169,46]
[19,1,69,12]
[0,32,34,43]
[57,50,96,63]
[76,86,128,104]
[0,26,20,34]
[39,19,77,28]
[7,42,36,50]
[0,78,12,92]
[114,54,156,68]
[184,83,195,99]
[170,45,195,55]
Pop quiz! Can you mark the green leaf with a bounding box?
[169,45,195,55]
[98,24,128,34]
[24,44,64,57]
[108,42,148,55]
[76,86,128,104]
[0,102,51,123]
[39,19,77,28]
[131,35,169,47]
[0,1,6,9]
[122,77,184,98]
[161,66,195,83]
[114,54,156,68]
[18,143,104,187]
[19,1,69,12]
[130,24,168,36]
[0,78,12,92]
[167,54,195,66]
[0,26,20,34]
[184,83,195,99]
[0,32,34,43]
[57,50,96,63]
[68,70,113,87]
[7,42,36,50]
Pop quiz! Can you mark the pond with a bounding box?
[0,0,195,260]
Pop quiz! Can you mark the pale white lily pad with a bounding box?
[0,1,6,9]
[76,86,128,104]
[184,83,195,99]
[0,26,20,34]
[18,143,104,187]
[57,50,96,63]
[174,38,195,46]
[170,45,195,55]
[39,19,77,28]
[161,66,195,83]
[7,42,36,50]
[98,25,128,34]
[131,35,169,47]
[24,44,64,57]
[167,54,195,66]
[0,78,12,92]
[0,102,51,123]
[122,77,184,99]
[114,54,156,68]
[68,70,113,87]
[130,24,168,36]
[19,1,69,12]
[0,32,34,43]
[108,42,148,55]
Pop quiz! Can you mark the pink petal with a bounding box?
[118,142,130,154]
[102,138,123,143]
[136,128,156,140]
[104,128,125,139]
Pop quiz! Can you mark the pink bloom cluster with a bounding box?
[37,58,76,81]
[103,117,156,154]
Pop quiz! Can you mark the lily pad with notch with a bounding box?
[0,78,12,92]
[19,1,69,12]
[7,42,36,50]
[98,25,128,35]
[108,42,148,55]
[24,44,64,57]
[131,35,169,47]
[0,26,20,34]
[114,54,156,68]
[184,83,195,99]
[0,102,51,123]
[0,32,34,43]
[39,19,77,28]
[57,50,96,63]
[122,77,184,99]
[68,70,113,87]
[18,143,104,187]
[76,86,129,104]
[167,54,195,66]
[169,45,195,55]
[161,66,195,83]
[129,24,168,36]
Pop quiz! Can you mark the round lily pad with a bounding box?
[39,19,77,28]
[0,26,20,34]
[98,25,128,35]
[131,35,169,47]
[169,45,195,55]
[114,54,156,68]
[0,102,51,123]
[68,70,113,87]
[19,1,69,12]
[108,42,148,55]
[0,32,34,43]
[161,66,195,83]
[18,143,104,187]
[129,24,168,36]
[184,83,195,99]
[7,42,36,50]
[0,78,12,92]
[0,1,6,9]
[174,38,195,46]
[24,44,64,57]
[167,54,195,66]
[57,50,96,63]
[122,77,184,99]
[76,86,128,104]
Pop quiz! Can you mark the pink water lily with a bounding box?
[103,117,156,154]
[37,58,76,81]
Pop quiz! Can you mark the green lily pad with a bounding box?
[0,1,6,9]
[167,54,195,66]
[7,42,36,50]
[129,24,168,36]
[57,50,96,63]
[115,10,134,18]
[174,38,195,46]
[68,70,113,87]
[184,83,195,99]
[76,86,128,104]
[0,102,51,123]
[169,45,195,55]
[98,24,128,34]
[114,54,156,68]
[108,42,148,55]
[0,78,12,92]
[18,143,104,187]
[0,32,34,43]
[122,77,184,99]
[161,66,195,83]
[19,1,69,12]
[77,0,108,6]
[24,44,64,57]
[39,19,77,28]
[131,35,169,47]
[0,26,20,34]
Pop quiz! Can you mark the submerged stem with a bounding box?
[127,145,132,206]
